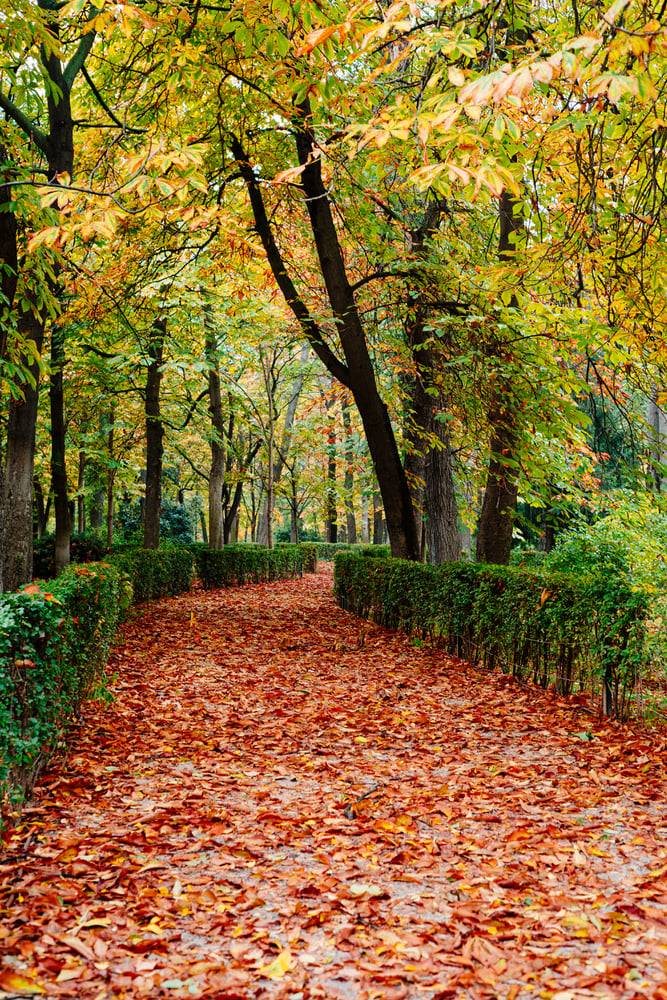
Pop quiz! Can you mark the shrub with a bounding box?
[32,532,111,580]
[110,547,194,603]
[316,542,391,561]
[334,552,649,719]
[196,544,308,589]
[0,563,128,813]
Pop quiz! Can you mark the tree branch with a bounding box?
[63,19,98,88]
[0,92,49,154]
[229,134,351,390]
[81,65,145,134]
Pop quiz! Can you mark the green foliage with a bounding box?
[110,547,194,603]
[33,532,111,580]
[196,544,311,589]
[116,498,195,545]
[316,543,391,561]
[0,563,127,814]
[298,543,318,574]
[334,552,649,720]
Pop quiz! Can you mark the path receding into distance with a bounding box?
[2,564,667,1000]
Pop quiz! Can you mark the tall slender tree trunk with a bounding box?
[342,396,357,545]
[260,348,275,549]
[475,188,522,565]
[205,313,225,550]
[50,322,70,573]
[143,319,165,550]
[3,309,44,590]
[77,450,85,533]
[106,410,114,549]
[233,124,420,560]
[256,345,308,545]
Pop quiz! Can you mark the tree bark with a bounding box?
[3,308,44,590]
[50,322,71,573]
[232,124,420,560]
[205,314,225,550]
[106,410,114,549]
[475,188,522,565]
[342,397,357,544]
[142,319,165,550]
[425,418,460,563]
[256,345,308,545]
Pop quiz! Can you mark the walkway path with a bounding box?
[2,565,667,1000]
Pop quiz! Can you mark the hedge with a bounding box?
[196,543,316,589]
[0,563,130,814]
[317,542,391,561]
[110,547,194,603]
[334,552,649,719]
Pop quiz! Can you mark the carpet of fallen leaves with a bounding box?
[3,565,667,1000]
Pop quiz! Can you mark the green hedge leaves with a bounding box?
[0,564,129,812]
[334,553,649,719]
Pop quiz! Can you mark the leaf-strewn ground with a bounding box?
[2,565,667,1000]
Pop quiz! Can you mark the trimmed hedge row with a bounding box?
[110,547,194,603]
[0,563,130,813]
[196,543,317,589]
[317,542,391,561]
[334,552,649,719]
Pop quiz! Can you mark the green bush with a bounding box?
[196,544,311,589]
[317,542,391,561]
[299,543,318,574]
[334,552,649,719]
[0,563,129,813]
[110,547,194,603]
[32,532,111,580]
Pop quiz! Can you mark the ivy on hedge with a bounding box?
[0,564,130,813]
[334,552,649,719]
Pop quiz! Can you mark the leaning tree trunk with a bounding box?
[475,188,522,565]
[232,120,420,560]
[3,308,44,591]
[142,319,165,550]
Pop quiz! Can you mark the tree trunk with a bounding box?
[142,319,165,550]
[342,397,357,544]
[0,145,17,364]
[205,316,225,550]
[3,308,44,590]
[77,450,85,533]
[50,322,70,573]
[649,392,667,493]
[425,420,460,563]
[232,126,420,559]
[373,490,384,545]
[475,188,522,565]
[256,345,308,545]
[106,412,114,549]
[33,475,50,539]
[325,393,338,543]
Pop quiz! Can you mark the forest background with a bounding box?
[1,0,667,596]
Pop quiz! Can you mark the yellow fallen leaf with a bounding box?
[0,970,46,994]
[78,918,111,929]
[354,736,369,743]
[256,950,292,979]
